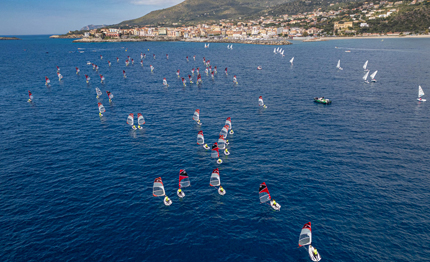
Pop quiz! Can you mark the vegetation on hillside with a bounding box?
[119,0,292,26]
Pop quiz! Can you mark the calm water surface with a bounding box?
[0,36,429,261]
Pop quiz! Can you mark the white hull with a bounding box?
[164,199,172,206]
[417,98,426,102]
[177,189,185,198]
[308,246,321,262]
[270,200,281,211]
[218,188,226,195]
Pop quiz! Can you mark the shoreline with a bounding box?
[72,37,292,45]
[0,37,21,40]
[318,35,430,40]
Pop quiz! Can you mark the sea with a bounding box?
[0,35,429,261]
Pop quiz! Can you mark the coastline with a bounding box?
[0,37,21,40]
[72,37,292,45]
[318,35,430,40]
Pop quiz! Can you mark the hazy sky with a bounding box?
[0,0,184,35]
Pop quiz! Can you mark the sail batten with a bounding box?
[259,182,271,203]
[153,177,166,197]
[298,222,312,247]
[210,168,221,187]
[179,169,191,188]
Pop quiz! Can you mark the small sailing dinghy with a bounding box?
[363,60,369,71]
[290,57,294,65]
[210,168,226,195]
[127,113,137,130]
[298,222,321,262]
[418,85,426,101]
[259,96,267,108]
[177,169,190,198]
[211,143,222,164]
[259,182,280,211]
[336,60,343,70]
[197,130,209,149]
[363,71,369,84]
[153,177,172,206]
[193,109,201,125]
[225,117,233,134]
[370,70,377,82]
[98,103,105,117]
[137,113,145,129]
[95,88,102,99]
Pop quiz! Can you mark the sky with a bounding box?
[0,0,184,35]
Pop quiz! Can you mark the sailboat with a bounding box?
[418,85,426,101]
[177,169,190,198]
[336,60,343,70]
[153,177,172,206]
[363,71,369,83]
[210,168,226,195]
[363,60,369,71]
[370,70,377,82]
[290,57,294,65]
[259,182,280,210]
[298,222,321,261]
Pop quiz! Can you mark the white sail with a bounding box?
[210,168,221,187]
[363,71,369,81]
[273,48,276,53]
[419,85,425,97]
[336,60,341,68]
[153,177,166,197]
[137,113,145,125]
[298,222,312,247]
[217,135,226,150]
[193,109,200,122]
[197,131,204,145]
[220,125,229,139]
[290,57,294,64]
[370,70,377,80]
[258,96,264,107]
[127,113,134,126]
[363,60,368,70]
[95,88,102,97]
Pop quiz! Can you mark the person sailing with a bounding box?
[313,247,319,258]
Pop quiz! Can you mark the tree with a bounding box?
[303,31,309,37]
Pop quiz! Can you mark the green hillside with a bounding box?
[118,0,292,26]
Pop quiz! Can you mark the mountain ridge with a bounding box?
[118,0,293,26]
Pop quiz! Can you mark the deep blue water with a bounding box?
[1,35,430,261]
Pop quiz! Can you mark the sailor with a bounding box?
[226,140,229,145]
[178,189,183,195]
[204,144,209,149]
[219,186,224,193]
[272,200,277,206]
[165,196,170,202]
[224,149,229,155]
[313,248,318,257]
[99,112,102,117]
[132,125,136,130]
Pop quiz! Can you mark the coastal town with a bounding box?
[56,0,429,42]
